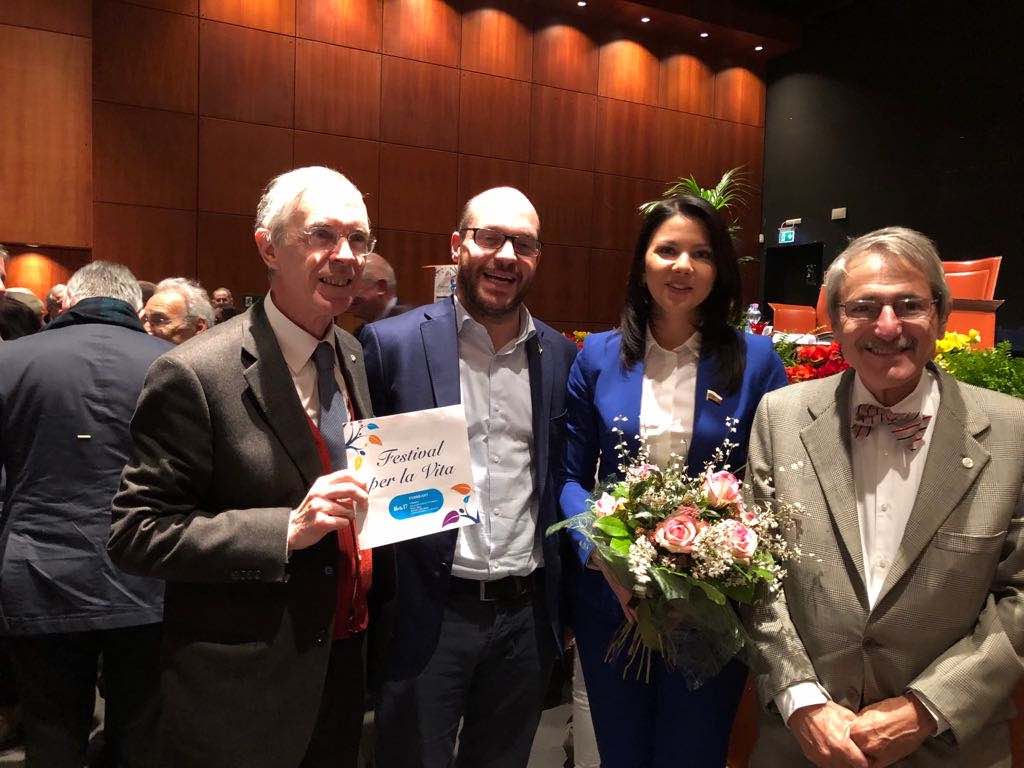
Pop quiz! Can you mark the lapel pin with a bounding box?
[706,389,722,404]
[349,354,356,362]
[962,457,974,468]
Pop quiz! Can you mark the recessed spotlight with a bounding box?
[640,16,650,23]
[699,32,709,38]
[577,1,586,6]
[754,45,764,51]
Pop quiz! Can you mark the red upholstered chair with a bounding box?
[942,257,1002,348]
[768,286,831,334]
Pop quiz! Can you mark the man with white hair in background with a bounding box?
[110,166,390,768]
[45,283,67,322]
[0,261,168,768]
[142,277,215,345]
[348,252,409,336]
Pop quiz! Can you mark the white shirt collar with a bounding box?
[452,293,536,353]
[851,366,939,417]
[645,328,701,359]
[263,292,338,375]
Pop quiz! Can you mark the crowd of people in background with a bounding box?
[0,164,1021,768]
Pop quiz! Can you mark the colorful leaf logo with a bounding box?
[451,483,472,495]
[354,455,363,470]
[367,423,379,430]
[442,510,460,527]
[368,434,382,446]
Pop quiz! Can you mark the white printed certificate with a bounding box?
[345,404,481,549]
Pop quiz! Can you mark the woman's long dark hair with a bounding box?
[619,195,745,395]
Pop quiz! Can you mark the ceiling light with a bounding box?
[754,45,764,51]
[699,32,709,38]
[641,16,650,22]
[577,1,586,6]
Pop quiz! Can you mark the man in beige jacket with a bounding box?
[746,227,1024,767]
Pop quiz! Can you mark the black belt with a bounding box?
[449,571,540,602]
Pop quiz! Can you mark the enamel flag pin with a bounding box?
[706,389,723,404]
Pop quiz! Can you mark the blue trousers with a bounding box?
[575,569,747,768]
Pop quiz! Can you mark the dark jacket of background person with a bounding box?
[0,295,41,342]
[0,297,169,635]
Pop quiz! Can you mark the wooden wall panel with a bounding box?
[459,72,531,162]
[296,40,381,139]
[654,109,714,185]
[94,102,197,209]
[93,203,197,280]
[199,20,294,127]
[379,144,458,234]
[457,156,531,210]
[592,173,663,251]
[126,0,198,13]
[528,244,590,321]
[196,212,267,297]
[660,52,714,115]
[528,165,593,247]
[296,0,382,51]
[293,132,381,225]
[380,58,458,150]
[198,118,294,215]
[0,0,91,37]
[595,98,659,179]
[533,22,598,94]
[5,248,90,301]
[709,120,764,190]
[598,39,659,106]
[461,4,532,81]
[0,24,91,247]
[200,0,295,35]
[588,248,631,324]
[531,85,596,171]
[714,66,765,127]
[372,229,452,306]
[94,1,198,113]
[382,0,460,67]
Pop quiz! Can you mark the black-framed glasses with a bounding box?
[300,226,375,256]
[839,297,938,321]
[463,227,541,258]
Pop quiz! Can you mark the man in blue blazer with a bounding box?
[361,187,577,768]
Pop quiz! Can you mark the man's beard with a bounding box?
[456,261,529,320]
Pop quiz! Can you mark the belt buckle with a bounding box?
[479,580,495,602]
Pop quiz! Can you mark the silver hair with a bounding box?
[255,166,365,244]
[824,226,950,328]
[0,244,8,262]
[154,277,216,327]
[362,253,396,290]
[67,261,143,311]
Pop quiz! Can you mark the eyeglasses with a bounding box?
[462,228,541,258]
[300,226,375,256]
[839,297,938,321]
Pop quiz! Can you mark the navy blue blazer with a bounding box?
[360,298,578,679]
[559,330,788,616]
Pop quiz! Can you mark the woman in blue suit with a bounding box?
[561,195,788,767]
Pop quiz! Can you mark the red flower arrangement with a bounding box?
[782,341,849,383]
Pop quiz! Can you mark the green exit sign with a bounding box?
[778,228,796,244]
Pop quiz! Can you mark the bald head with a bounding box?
[457,187,539,236]
[349,252,398,323]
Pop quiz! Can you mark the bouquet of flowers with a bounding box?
[552,419,801,687]
[775,339,849,383]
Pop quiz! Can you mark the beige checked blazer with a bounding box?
[744,365,1024,767]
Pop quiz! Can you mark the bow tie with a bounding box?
[852,403,931,451]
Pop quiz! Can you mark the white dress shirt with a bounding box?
[451,295,541,580]
[263,293,351,427]
[639,330,700,467]
[776,369,948,732]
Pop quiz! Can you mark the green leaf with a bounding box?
[721,582,756,604]
[594,516,630,539]
[610,538,631,556]
[694,580,727,606]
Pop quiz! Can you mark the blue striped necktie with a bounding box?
[312,341,348,470]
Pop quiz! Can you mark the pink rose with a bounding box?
[719,519,758,562]
[736,502,760,527]
[654,510,705,554]
[593,492,622,518]
[704,469,742,508]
